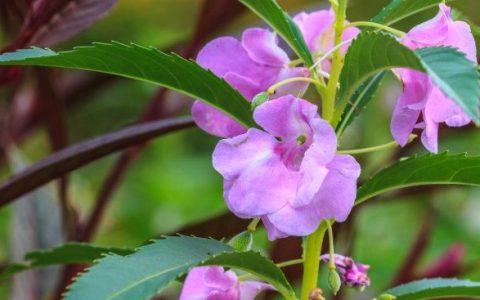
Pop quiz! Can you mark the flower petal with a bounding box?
[180,267,238,300]
[213,129,298,217]
[313,155,361,222]
[294,10,335,53]
[253,95,318,141]
[274,67,310,98]
[191,101,246,138]
[262,217,289,241]
[242,28,290,67]
[239,281,273,300]
[267,203,321,237]
[406,4,450,46]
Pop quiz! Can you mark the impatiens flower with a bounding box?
[192,27,309,138]
[321,254,371,289]
[294,8,360,71]
[179,266,272,300]
[392,4,477,152]
[213,96,361,240]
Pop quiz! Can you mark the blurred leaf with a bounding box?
[0,117,194,206]
[335,72,385,136]
[0,243,133,280]
[0,43,254,127]
[239,0,314,66]
[356,153,480,205]
[384,278,480,299]
[203,251,295,299]
[335,32,480,125]
[371,0,451,26]
[21,0,118,47]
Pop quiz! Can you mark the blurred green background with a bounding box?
[1,0,480,299]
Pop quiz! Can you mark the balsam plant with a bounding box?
[1,0,480,299]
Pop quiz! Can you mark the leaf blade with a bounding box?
[384,278,480,300]
[356,153,480,205]
[371,0,451,26]
[239,0,314,66]
[0,43,254,128]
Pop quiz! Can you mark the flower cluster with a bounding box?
[392,4,477,152]
[179,266,272,300]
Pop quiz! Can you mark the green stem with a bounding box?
[300,222,328,300]
[267,77,320,95]
[327,221,336,270]
[337,134,417,155]
[247,218,260,232]
[345,21,406,37]
[322,0,347,122]
[277,258,304,268]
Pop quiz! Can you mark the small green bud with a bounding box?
[374,294,396,300]
[328,268,342,295]
[228,231,253,251]
[251,92,269,110]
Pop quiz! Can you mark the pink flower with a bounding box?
[320,254,370,289]
[213,96,361,240]
[192,28,309,138]
[179,266,272,300]
[294,8,360,71]
[392,4,477,152]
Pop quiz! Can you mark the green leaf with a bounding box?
[335,32,480,126]
[335,72,385,136]
[239,0,314,66]
[356,153,480,206]
[203,251,295,299]
[371,0,452,26]
[0,243,133,280]
[384,278,480,299]
[0,43,254,128]
[65,236,294,300]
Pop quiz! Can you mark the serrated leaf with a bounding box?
[239,0,314,66]
[334,32,480,126]
[384,278,480,299]
[356,153,480,205]
[372,0,452,26]
[203,251,295,299]
[65,236,294,300]
[0,43,254,128]
[335,72,385,136]
[0,243,133,280]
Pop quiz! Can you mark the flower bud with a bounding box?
[228,231,253,251]
[251,92,269,110]
[375,294,396,300]
[328,268,342,295]
[321,254,370,290]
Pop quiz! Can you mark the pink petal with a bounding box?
[180,267,238,300]
[242,28,290,67]
[213,129,299,217]
[262,217,289,241]
[239,281,274,300]
[267,203,321,237]
[425,87,471,126]
[406,5,450,46]
[191,101,246,138]
[253,95,318,141]
[313,155,361,222]
[293,9,335,53]
[421,115,439,153]
[274,67,310,98]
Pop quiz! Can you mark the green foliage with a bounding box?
[356,153,480,205]
[371,0,451,26]
[228,231,253,251]
[385,278,480,299]
[238,0,314,66]
[0,43,254,128]
[65,236,294,300]
[335,32,480,125]
[0,243,132,280]
[203,251,295,299]
[335,72,385,136]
